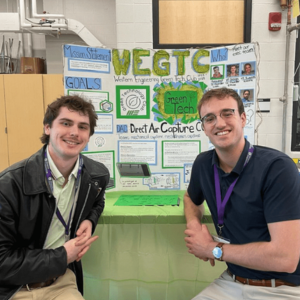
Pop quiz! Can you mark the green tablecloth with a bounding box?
[82,191,225,300]
[98,191,213,225]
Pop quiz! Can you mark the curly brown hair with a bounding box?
[40,95,98,144]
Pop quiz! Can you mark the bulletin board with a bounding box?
[63,43,257,192]
[158,0,245,45]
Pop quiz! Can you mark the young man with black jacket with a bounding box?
[0,95,110,300]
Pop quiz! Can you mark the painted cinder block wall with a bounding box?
[114,0,298,158]
[250,0,296,158]
[45,0,297,156]
[1,0,296,156]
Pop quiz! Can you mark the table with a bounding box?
[82,191,226,300]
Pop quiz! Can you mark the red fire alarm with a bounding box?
[269,12,282,31]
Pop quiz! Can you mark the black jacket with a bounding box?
[0,146,110,300]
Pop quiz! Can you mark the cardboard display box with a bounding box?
[20,57,46,74]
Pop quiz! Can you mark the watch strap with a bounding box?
[216,242,224,261]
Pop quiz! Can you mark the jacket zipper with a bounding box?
[8,286,22,300]
[74,183,91,234]
[42,174,57,248]
[71,183,91,278]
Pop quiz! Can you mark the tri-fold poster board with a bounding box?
[63,43,257,194]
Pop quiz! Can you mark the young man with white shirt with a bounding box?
[184,88,300,299]
[0,95,110,300]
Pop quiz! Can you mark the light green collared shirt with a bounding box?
[43,147,80,249]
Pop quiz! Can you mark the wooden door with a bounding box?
[0,75,9,171]
[43,74,64,111]
[4,74,44,165]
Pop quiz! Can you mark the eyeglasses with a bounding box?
[200,109,235,130]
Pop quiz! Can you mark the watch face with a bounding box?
[212,247,222,259]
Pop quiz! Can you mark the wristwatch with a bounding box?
[212,242,224,261]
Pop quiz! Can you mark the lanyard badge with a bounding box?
[214,144,254,237]
[44,151,83,240]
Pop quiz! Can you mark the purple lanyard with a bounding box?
[44,151,83,237]
[214,144,254,236]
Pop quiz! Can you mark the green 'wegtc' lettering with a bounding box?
[173,50,190,75]
[192,49,210,74]
[153,50,170,76]
[112,49,131,75]
[133,49,151,75]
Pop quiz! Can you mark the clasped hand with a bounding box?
[64,220,98,264]
[184,219,216,266]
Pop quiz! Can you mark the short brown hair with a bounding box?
[197,87,245,118]
[40,95,98,144]
[244,63,251,70]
